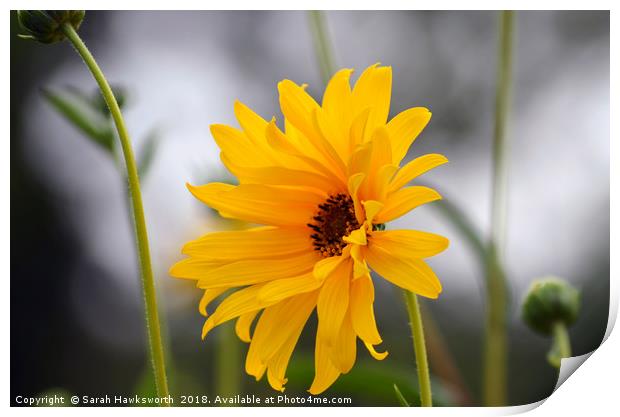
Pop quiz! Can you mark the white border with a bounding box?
[3,2,617,415]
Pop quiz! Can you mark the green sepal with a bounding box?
[17,10,85,44]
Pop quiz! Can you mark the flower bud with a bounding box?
[17,10,85,44]
[521,277,580,335]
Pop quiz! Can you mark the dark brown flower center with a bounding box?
[308,193,360,258]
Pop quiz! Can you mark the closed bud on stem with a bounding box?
[521,276,580,335]
[17,10,85,44]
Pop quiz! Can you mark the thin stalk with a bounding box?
[552,322,571,359]
[307,10,336,86]
[483,10,515,406]
[61,23,170,401]
[215,321,242,401]
[403,290,433,407]
[548,321,572,369]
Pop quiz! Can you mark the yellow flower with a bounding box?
[170,64,449,394]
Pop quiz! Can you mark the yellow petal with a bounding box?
[369,230,449,259]
[278,80,347,181]
[261,292,317,391]
[246,291,316,386]
[245,307,275,380]
[313,252,348,280]
[222,155,336,193]
[317,260,351,346]
[169,257,224,281]
[266,345,291,392]
[182,226,312,260]
[189,252,320,288]
[265,119,345,185]
[374,186,442,224]
[364,342,389,360]
[390,153,448,192]
[285,117,303,144]
[362,200,384,225]
[367,163,398,202]
[309,334,341,395]
[233,100,270,148]
[343,227,367,245]
[322,68,354,159]
[210,124,272,168]
[198,288,228,316]
[187,183,324,227]
[331,308,357,373]
[352,64,392,142]
[353,127,395,201]
[235,310,259,343]
[259,292,317,364]
[202,285,271,339]
[278,79,320,141]
[323,69,353,115]
[369,127,392,170]
[386,107,432,165]
[347,172,366,224]
[350,244,369,279]
[347,141,372,178]
[257,273,322,304]
[312,108,348,175]
[350,274,382,345]
[364,245,442,298]
[169,258,220,281]
[348,107,371,151]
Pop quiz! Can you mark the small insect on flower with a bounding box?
[170,64,449,394]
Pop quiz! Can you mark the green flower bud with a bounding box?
[521,276,581,335]
[17,10,85,44]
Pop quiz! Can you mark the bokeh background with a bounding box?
[10,10,609,406]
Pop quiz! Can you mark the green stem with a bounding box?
[215,321,242,401]
[403,290,432,407]
[483,10,515,406]
[307,10,336,86]
[548,321,572,369]
[490,10,515,248]
[61,23,170,402]
[483,248,508,406]
[552,322,571,358]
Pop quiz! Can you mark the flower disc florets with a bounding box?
[308,193,360,257]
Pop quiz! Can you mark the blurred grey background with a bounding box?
[11,10,609,406]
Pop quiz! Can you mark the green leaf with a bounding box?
[393,383,411,407]
[137,129,160,179]
[42,87,115,153]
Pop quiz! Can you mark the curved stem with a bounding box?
[403,290,432,407]
[61,23,170,402]
[483,10,515,406]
